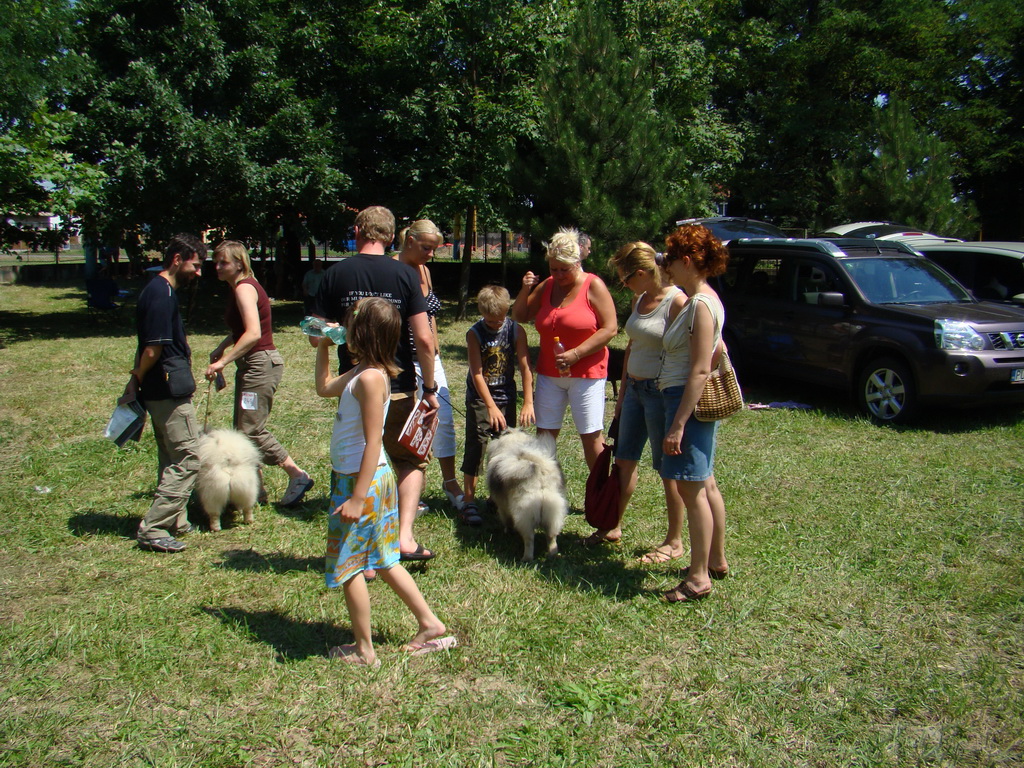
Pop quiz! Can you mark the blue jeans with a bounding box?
[659,385,718,482]
[616,377,666,471]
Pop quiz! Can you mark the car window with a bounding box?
[734,257,785,298]
[974,255,1024,300]
[795,263,842,304]
[840,257,972,304]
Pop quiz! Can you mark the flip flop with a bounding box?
[399,544,436,562]
[639,546,682,564]
[678,565,730,580]
[405,636,458,656]
[328,645,381,667]
[663,581,712,603]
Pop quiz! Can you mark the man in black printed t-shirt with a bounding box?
[312,206,440,563]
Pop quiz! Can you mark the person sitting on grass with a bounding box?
[460,285,535,524]
[315,297,456,666]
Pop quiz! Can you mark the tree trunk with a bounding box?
[501,230,508,287]
[277,213,303,299]
[457,204,476,319]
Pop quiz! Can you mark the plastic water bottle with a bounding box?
[300,316,347,345]
[553,336,571,377]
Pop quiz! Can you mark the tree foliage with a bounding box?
[831,99,977,237]
[513,2,700,246]
[71,0,348,278]
[6,0,1023,269]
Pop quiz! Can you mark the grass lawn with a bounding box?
[1,278,1022,767]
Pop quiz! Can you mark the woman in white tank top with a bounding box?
[658,226,733,604]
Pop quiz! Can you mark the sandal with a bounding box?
[459,502,483,526]
[678,565,730,580]
[443,480,466,511]
[663,581,712,603]
[639,546,682,564]
[582,530,621,547]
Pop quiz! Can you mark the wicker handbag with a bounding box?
[695,349,743,422]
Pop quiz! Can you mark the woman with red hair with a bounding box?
[658,226,732,603]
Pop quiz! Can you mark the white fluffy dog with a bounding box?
[485,430,568,561]
[195,428,262,532]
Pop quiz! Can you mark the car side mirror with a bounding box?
[817,292,845,307]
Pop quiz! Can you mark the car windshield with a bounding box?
[840,257,973,304]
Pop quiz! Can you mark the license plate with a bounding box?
[1012,369,1024,383]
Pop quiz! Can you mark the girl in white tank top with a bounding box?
[314,297,455,666]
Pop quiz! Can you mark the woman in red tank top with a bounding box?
[205,241,313,508]
[512,228,618,470]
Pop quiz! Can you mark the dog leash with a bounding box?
[416,373,466,418]
[202,379,215,431]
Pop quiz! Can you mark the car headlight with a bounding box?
[935,319,986,351]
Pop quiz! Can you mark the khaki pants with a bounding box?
[137,397,200,541]
[234,349,289,466]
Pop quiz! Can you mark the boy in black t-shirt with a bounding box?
[459,286,534,523]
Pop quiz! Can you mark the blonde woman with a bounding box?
[205,241,313,506]
[512,227,618,469]
[597,242,689,555]
[396,220,467,513]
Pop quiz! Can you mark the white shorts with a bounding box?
[414,354,456,459]
[534,374,606,435]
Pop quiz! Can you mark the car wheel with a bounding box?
[857,357,917,424]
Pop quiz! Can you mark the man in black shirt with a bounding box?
[126,234,206,553]
[313,206,440,561]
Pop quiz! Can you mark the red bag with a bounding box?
[584,418,622,530]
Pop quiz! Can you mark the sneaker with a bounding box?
[279,474,314,506]
[137,537,186,553]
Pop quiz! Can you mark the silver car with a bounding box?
[915,241,1024,305]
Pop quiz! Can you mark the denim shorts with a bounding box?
[616,377,666,470]
[659,385,718,482]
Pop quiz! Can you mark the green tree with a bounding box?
[71,0,348,288]
[831,99,977,237]
[831,99,974,237]
[716,0,960,230]
[0,0,103,252]
[513,2,700,251]
[323,0,560,314]
[939,0,1024,239]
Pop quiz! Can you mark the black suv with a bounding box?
[717,238,1024,423]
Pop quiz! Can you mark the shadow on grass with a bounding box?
[213,547,321,574]
[201,606,358,661]
[448,510,649,600]
[271,494,325,522]
[0,280,307,345]
[739,373,1024,431]
[68,510,139,538]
